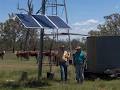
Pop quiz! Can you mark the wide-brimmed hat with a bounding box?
[75,46,81,50]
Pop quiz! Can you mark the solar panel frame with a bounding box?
[32,15,56,29]
[16,14,71,29]
[16,14,41,29]
[47,16,71,29]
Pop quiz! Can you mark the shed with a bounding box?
[87,36,120,74]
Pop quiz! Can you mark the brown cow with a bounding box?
[28,51,38,59]
[15,51,29,60]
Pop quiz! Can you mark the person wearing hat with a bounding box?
[57,45,70,81]
[73,46,86,84]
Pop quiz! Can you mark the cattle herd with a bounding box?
[0,50,57,59]
[15,51,38,60]
[14,50,58,64]
[0,50,70,66]
[15,50,57,58]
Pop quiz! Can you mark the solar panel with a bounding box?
[16,14,40,28]
[47,16,70,29]
[16,14,70,29]
[32,15,56,29]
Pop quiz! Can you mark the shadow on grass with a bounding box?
[0,78,51,89]
[84,72,120,81]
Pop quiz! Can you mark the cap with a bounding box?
[75,46,81,50]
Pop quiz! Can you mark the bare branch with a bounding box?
[18,8,29,13]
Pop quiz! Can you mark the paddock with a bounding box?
[0,52,120,90]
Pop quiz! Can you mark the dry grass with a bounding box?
[0,52,120,90]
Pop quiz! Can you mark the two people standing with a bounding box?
[57,45,86,83]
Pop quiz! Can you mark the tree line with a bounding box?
[1,13,120,52]
[0,15,86,52]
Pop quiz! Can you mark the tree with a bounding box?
[1,13,22,52]
[88,30,100,36]
[18,0,39,51]
[89,13,120,36]
[99,13,120,36]
[70,39,86,50]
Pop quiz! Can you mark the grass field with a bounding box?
[0,52,120,90]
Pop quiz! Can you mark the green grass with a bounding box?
[0,52,120,90]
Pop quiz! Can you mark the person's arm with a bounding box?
[66,52,70,60]
[62,51,67,61]
[82,52,87,67]
[73,53,76,66]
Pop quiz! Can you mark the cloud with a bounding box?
[45,19,101,40]
[73,19,99,26]
[70,19,100,37]
[115,5,119,9]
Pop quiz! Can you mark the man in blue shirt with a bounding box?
[73,46,86,84]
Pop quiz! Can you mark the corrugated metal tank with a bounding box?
[87,36,120,73]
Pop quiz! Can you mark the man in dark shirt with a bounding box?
[73,46,86,84]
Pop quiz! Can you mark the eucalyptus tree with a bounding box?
[18,0,39,51]
[98,13,120,36]
[88,13,120,36]
[88,30,100,36]
[0,22,5,49]
[1,13,22,51]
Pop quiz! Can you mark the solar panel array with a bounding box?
[16,14,70,29]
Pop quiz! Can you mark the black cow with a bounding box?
[0,51,5,60]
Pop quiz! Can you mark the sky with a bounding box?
[0,0,120,38]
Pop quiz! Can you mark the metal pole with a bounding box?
[55,0,57,15]
[64,0,68,23]
[41,0,46,15]
[38,0,46,80]
[38,28,44,80]
[64,0,71,51]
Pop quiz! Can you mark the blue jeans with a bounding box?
[59,61,68,81]
[75,64,84,83]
